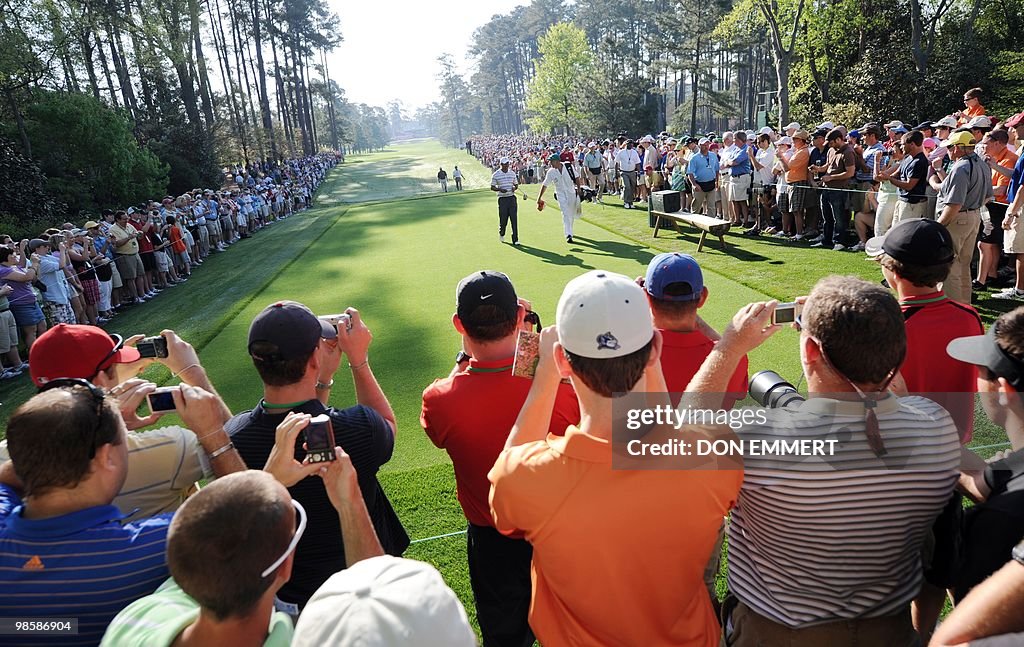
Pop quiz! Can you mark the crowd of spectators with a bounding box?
[6,97,1024,647]
[469,87,1024,305]
[0,154,339,381]
[3,246,1024,645]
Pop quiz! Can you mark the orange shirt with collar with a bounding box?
[489,427,741,647]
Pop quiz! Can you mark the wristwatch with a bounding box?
[455,351,471,365]
[1013,538,1024,567]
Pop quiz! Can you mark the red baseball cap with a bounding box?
[29,324,141,387]
[1005,112,1024,128]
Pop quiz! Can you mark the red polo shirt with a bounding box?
[900,292,983,442]
[421,357,580,530]
[659,329,749,409]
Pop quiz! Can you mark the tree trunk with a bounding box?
[210,0,248,159]
[250,0,277,159]
[689,37,700,136]
[6,90,31,157]
[188,0,216,126]
[105,17,138,118]
[80,31,102,100]
[775,54,791,127]
[127,0,155,116]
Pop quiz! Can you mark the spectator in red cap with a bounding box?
[0,324,232,519]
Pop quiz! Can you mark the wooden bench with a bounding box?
[651,210,731,252]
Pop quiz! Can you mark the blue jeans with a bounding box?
[820,188,850,246]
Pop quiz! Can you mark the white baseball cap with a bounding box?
[777,136,794,146]
[785,121,800,131]
[556,270,653,359]
[757,126,774,135]
[640,134,655,143]
[816,121,835,131]
[968,115,993,129]
[500,157,512,164]
[932,116,958,129]
[292,556,475,647]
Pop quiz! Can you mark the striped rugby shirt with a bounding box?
[0,485,170,645]
[727,395,960,627]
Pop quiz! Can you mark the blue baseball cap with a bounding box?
[643,252,703,301]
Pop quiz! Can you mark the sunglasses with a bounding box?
[38,378,107,459]
[261,499,307,578]
[90,334,126,379]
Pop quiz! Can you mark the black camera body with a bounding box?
[137,336,169,358]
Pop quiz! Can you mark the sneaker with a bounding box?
[803,228,820,239]
[566,235,574,244]
[499,234,505,243]
[134,297,146,304]
[993,288,1024,300]
[623,203,630,209]
[810,241,825,248]
[833,244,847,251]
[513,240,521,246]
[793,234,805,241]
[772,231,789,238]
[0,368,18,380]
[763,226,778,235]
[808,235,824,244]
[972,280,987,291]
[851,242,866,252]
[742,227,760,236]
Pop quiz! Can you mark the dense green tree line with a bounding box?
[0,0,390,225]
[428,0,1024,140]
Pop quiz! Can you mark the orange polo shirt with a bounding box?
[991,147,1019,203]
[489,426,741,646]
[785,147,810,183]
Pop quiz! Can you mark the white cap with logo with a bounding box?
[291,556,476,647]
[556,270,653,359]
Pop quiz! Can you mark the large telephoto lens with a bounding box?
[749,370,806,409]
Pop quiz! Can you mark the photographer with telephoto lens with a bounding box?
[688,275,960,646]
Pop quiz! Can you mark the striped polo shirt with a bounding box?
[490,169,518,198]
[0,485,171,645]
[728,395,960,627]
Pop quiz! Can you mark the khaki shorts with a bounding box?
[116,253,144,280]
[850,181,874,213]
[0,310,18,353]
[728,174,752,202]
[110,260,123,289]
[1005,217,1024,254]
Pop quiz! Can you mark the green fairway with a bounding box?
[0,138,1011,636]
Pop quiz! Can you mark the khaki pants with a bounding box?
[721,597,919,647]
[943,209,981,304]
[691,187,719,215]
[892,200,930,226]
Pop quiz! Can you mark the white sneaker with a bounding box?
[499,234,505,243]
[993,288,1024,300]
[833,244,847,251]
[809,235,824,244]
[851,242,866,252]
[793,234,804,241]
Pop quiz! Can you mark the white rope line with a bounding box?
[409,529,467,545]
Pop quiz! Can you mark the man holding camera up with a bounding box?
[226,301,409,614]
[421,270,579,647]
[0,366,245,644]
[690,276,960,646]
[0,324,233,520]
[489,270,741,647]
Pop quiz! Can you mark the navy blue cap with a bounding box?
[249,300,336,362]
[644,253,704,301]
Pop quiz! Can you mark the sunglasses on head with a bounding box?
[38,378,107,459]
